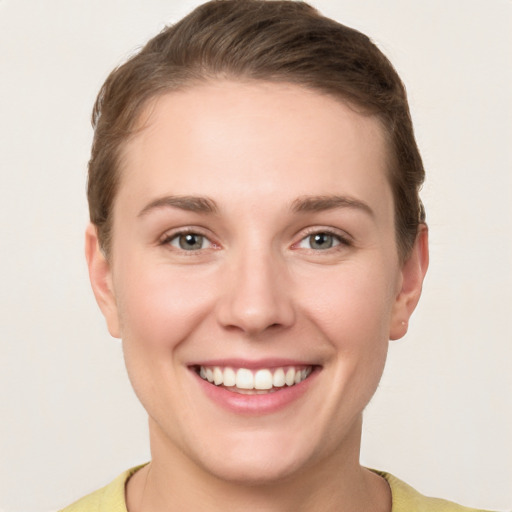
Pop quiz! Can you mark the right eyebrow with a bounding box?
[138,195,218,217]
[290,194,374,218]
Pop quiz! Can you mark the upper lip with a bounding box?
[188,358,319,369]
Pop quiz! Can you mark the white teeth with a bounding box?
[272,368,285,387]
[223,367,236,387]
[285,368,295,386]
[236,368,254,389]
[254,369,273,390]
[213,367,223,385]
[198,365,313,391]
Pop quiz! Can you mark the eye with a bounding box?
[297,232,344,250]
[166,232,213,251]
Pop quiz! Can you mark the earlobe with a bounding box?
[389,224,429,340]
[85,224,121,338]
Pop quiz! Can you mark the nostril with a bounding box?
[215,271,296,334]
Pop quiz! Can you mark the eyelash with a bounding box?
[160,228,218,252]
[159,227,352,253]
[293,228,352,252]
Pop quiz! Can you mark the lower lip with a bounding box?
[191,368,318,415]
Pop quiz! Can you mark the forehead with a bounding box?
[116,80,392,218]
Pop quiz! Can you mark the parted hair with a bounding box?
[88,0,425,260]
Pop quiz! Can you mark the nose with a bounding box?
[216,249,296,337]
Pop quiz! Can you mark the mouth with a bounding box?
[192,365,315,395]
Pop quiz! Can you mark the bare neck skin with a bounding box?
[126,415,391,512]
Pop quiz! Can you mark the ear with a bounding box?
[85,223,121,338]
[389,224,429,340]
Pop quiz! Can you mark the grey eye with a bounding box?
[297,232,341,250]
[309,233,335,250]
[170,233,209,250]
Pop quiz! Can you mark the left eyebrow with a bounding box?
[138,195,218,217]
[290,195,374,217]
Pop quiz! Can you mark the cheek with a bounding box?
[298,262,397,348]
[113,260,215,351]
[297,262,396,405]
[112,261,219,416]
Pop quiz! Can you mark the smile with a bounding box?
[197,365,313,394]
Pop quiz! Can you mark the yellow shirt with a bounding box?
[59,466,492,512]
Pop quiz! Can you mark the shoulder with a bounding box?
[58,465,495,512]
[376,471,494,512]
[58,465,144,512]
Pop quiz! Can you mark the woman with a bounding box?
[61,1,489,510]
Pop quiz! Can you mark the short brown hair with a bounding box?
[88,0,425,260]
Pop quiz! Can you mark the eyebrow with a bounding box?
[291,195,374,217]
[138,195,218,217]
[137,194,373,218]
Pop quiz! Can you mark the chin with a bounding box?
[201,448,308,485]
[186,427,318,485]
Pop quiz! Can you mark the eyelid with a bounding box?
[159,227,220,250]
[158,225,351,252]
[292,226,353,250]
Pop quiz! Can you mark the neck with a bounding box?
[126,417,391,512]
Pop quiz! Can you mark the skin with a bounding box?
[86,80,428,511]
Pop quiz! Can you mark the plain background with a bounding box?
[0,0,511,511]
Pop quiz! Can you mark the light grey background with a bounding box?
[0,1,511,511]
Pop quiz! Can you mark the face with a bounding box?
[87,80,427,484]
